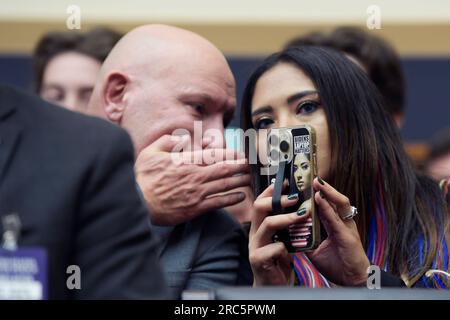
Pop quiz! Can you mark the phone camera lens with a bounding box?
[269,134,278,146]
[280,140,289,152]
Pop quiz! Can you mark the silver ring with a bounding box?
[342,206,358,220]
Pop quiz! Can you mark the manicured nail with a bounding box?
[320,190,325,199]
[297,208,307,216]
[287,193,299,200]
[318,177,325,185]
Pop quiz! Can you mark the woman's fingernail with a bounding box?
[318,177,325,185]
[297,208,307,216]
[287,193,299,200]
[320,190,326,199]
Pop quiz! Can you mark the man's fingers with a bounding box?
[177,148,246,165]
[201,148,246,163]
[201,160,249,182]
[202,174,251,196]
[195,192,246,214]
[142,134,190,154]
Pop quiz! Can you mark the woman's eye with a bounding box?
[301,164,309,170]
[296,101,319,115]
[254,118,274,129]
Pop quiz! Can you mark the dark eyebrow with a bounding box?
[252,90,318,117]
[286,90,318,105]
[42,84,63,90]
[78,86,95,92]
[251,106,273,117]
[179,92,214,104]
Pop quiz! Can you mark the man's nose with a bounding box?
[62,93,78,111]
[203,116,225,149]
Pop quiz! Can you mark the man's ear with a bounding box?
[102,72,129,124]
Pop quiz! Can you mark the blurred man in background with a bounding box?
[33,27,122,111]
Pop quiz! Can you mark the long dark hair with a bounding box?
[241,46,449,286]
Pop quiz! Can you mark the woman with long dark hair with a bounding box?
[242,46,449,288]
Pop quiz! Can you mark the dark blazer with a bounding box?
[151,209,253,299]
[0,85,167,299]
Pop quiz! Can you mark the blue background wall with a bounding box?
[1,54,449,142]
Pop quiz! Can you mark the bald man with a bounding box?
[87,24,252,298]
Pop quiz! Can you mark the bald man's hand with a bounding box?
[135,135,251,226]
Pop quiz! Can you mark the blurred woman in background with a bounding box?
[425,127,450,182]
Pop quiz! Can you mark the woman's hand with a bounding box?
[307,177,370,286]
[249,184,311,286]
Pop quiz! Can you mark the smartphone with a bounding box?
[264,125,320,252]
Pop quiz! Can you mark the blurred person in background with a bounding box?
[285,26,406,128]
[425,127,450,182]
[33,27,122,111]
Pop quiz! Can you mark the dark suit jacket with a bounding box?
[151,209,253,299]
[0,85,167,299]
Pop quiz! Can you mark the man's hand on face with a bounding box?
[135,134,251,226]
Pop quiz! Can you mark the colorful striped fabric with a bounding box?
[293,253,330,288]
